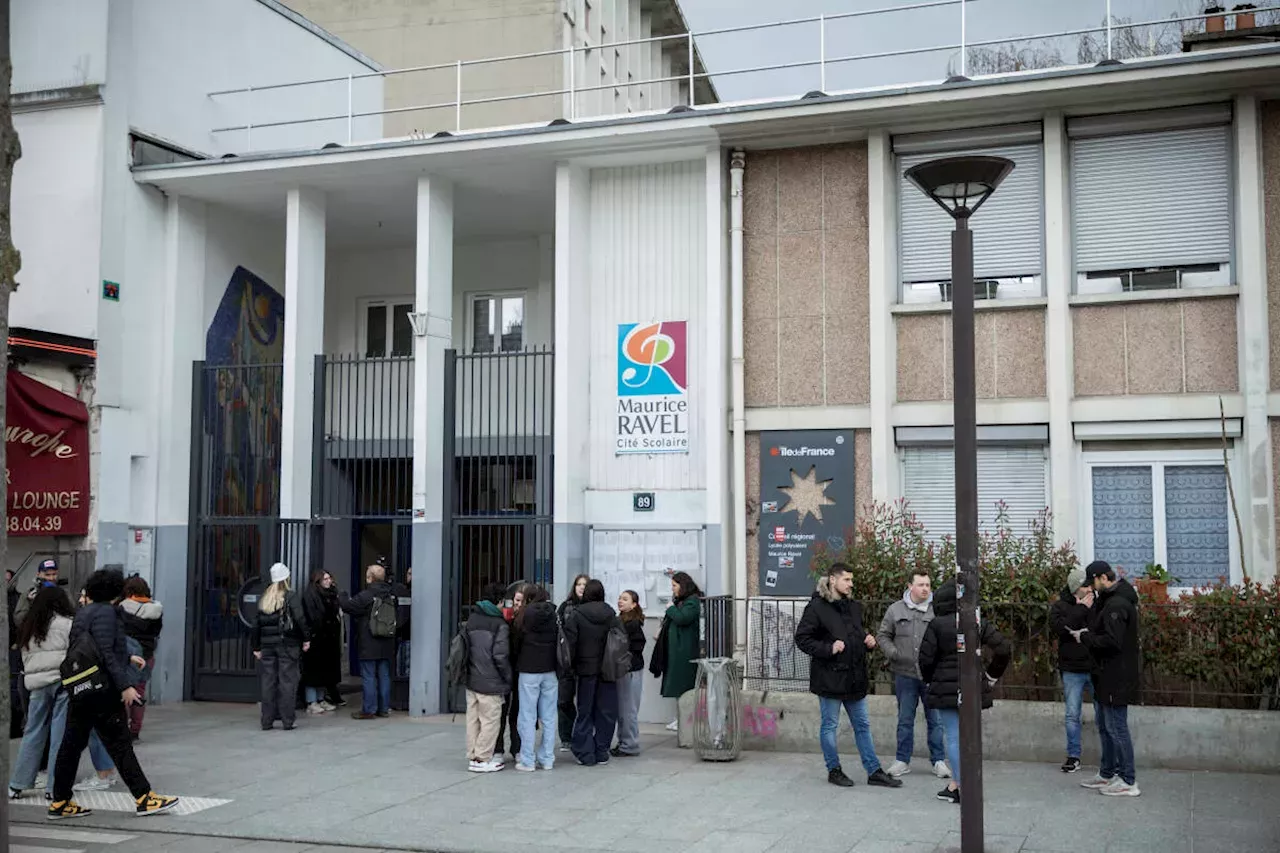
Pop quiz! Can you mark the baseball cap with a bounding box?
[1084,560,1112,583]
[38,559,58,573]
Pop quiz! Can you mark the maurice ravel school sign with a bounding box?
[615,321,689,455]
[6,370,91,537]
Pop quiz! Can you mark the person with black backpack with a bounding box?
[252,563,310,731]
[563,579,623,767]
[48,569,179,820]
[340,563,399,720]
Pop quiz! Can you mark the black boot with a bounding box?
[868,768,904,788]
[828,767,855,787]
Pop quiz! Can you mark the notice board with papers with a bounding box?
[588,528,705,611]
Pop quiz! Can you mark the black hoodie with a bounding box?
[563,600,618,678]
[1048,589,1093,674]
[514,601,559,675]
[917,581,1011,711]
[1083,578,1141,706]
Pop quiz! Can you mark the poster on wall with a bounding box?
[7,370,90,537]
[757,429,855,597]
[615,321,689,455]
[589,528,705,610]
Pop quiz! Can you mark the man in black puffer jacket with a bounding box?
[795,563,903,790]
[918,579,1012,805]
[563,579,620,767]
[49,570,179,820]
[1048,567,1093,773]
[1075,561,1142,798]
[463,582,512,772]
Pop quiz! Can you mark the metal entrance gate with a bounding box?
[442,348,554,711]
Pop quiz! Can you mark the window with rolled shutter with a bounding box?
[900,446,1049,541]
[1070,105,1232,294]
[896,127,1044,304]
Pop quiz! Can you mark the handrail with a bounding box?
[206,1,1280,152]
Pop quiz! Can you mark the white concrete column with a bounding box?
[1043,112,1078,548]
[1234,95,1275,582]
[410,176,454,716]
[867,130,899,502]
[704,147,728,596]
[554,162,592,596]
[150,195,207,702]
[280,187,326,519]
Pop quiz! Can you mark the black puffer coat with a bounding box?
[70,603,132,692]
[464,601,512,695]
[793,578,870,701]
[623,617,646,672]
[513,601,559,675]
[1083,579,1141,706]
[564,600,617,678]
[918,582,1011,711]
[1048,589,1093,674]
[252,592,309,650]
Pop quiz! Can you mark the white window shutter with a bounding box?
[899,143,1044,284]
[902,446,1049,541]
[1071,126,1232,272]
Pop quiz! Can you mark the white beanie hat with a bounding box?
[269,562,290,585]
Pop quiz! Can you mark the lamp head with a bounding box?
[904,155,1015,221]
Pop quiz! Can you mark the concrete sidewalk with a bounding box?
[10,702,1280,853]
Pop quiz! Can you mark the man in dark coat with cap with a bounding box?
[1072,560,1142,798]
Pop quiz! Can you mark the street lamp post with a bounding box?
[904,155,1014,853]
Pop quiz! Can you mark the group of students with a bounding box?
[458,570,704,772]
[7,561,178,821]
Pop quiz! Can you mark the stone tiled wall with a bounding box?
[1265,101,1280,391]
[743,144,870,408]
[895,309,1047,402]
[744,429,871,597]
[1072,299,1238,396]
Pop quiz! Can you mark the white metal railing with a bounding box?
[208,0,1280,153]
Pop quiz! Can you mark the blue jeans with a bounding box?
[305,687,324,704]
[894,675,945,764]
[1062,671,1091,759]
[938,708,961,786]
[818,696,882,775]
[359,660,391,715]
[517,671,558,769]
[1096,701,1135,785]
[88,731,114,773]
[10,684,68,793]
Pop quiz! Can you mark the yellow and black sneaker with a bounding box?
[48,799,92,820]
[135,792,179,817]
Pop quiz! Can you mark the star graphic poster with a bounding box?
[757,430,855,596]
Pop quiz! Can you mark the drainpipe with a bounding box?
[729,148,747,653]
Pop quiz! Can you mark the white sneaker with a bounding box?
[933,760,952,779]
[73,774,115,792]
[665,719,679,732]
[467,760,485,773]
[1100,780,1141,797]
[468,758,503,773]
[486,757,505,771]
[306,703,325,715]
[1080,773,1116,790]
[886,760,911,777]
[514,762,535,772]
[318,701,337,712]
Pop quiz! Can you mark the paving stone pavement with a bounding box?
[10,702,1280,852]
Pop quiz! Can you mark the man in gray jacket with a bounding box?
[876,570,950,779]
[463,582,512,773]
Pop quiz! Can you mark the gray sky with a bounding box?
[678,0,1210,101]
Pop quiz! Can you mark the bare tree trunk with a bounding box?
[0,0,22,845]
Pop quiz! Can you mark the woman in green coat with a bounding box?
[656,572,702,730]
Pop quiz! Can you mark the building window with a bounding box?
[1085,454,1234,588]
[896,124,1044,304]
[1070,104,1233,295]
[469,293,525,353]
[361,299,413,358]
[900,444,1049,540]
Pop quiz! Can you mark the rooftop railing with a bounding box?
[208,1,1280,153]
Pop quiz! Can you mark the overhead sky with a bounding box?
[677,0,1242,102]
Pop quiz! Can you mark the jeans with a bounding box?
[894,675,945,764]
[1095,701,1136,785]
[305,687,324,704]
[939,708,961,786]
[615,669,644,755]
[88,732,114,773]
[1062,671,1091,759]
[10,684,68,793]
[359,659,392,716]
[818,696,882,775]
[259,644,302,728]
[571,675,618,765]
[53,693,152,802]
[517,671,559,769]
